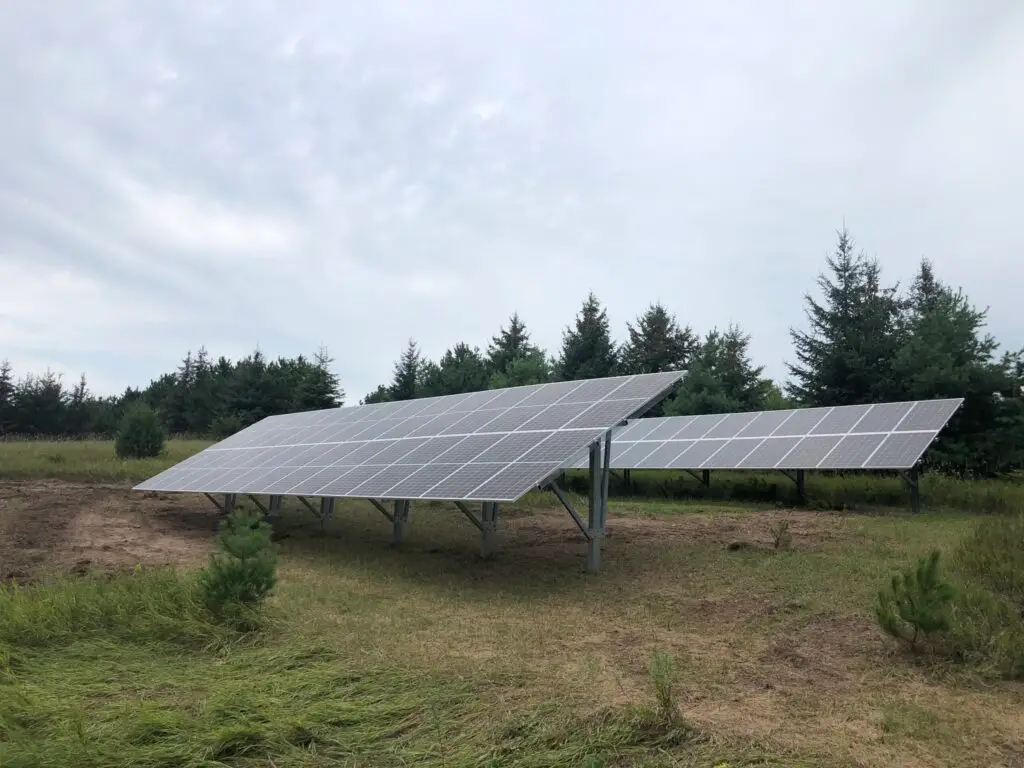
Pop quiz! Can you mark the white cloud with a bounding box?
[0,0,1021,400]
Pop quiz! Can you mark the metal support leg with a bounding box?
[623,468,632,495]
[223,493,236,515]
[587,440,604,573]
[319,497,335,532]
[902,469,921,514]
[701,469,710,487]
[393,500,410,545]
[269,495,282,518]
[796,469,805,502]
[480,501,496,559]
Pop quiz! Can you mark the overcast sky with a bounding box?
[1,1,1022,401]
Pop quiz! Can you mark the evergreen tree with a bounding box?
[361,384,392,405]
[555,292,619,380]
[389,339,422,401]
[787,227,903,406]
[487,312,541,376]
[489,349,552,388]
[619,302,696,375]
[666,325,774,415]
[420,342,490,396]
[893,259,1024,475]
[294,346,344,410]
[0,360,15,435]
[66,373,91,436]
[11,370,67,435]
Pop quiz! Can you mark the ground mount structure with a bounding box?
[136,371,685,572]
[564,397,964,512]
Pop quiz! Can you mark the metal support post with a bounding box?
[701,469,711,487]
[796,469,806,502]
[319,497,335,532]
[480,501,497,559]
[587,439,604,573]
[392,499,411,544]
[269,495,282,517]
[623,468,632,495]
[223,493,236,515]
[902,469,921,514]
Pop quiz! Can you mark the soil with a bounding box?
[0,480,219,582]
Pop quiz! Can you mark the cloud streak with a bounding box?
[0,0,1022,399]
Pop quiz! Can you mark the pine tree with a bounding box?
[893,259,1024,475]
[489,349,552,388]
[12,370,67,435]
[487,312,540,376]
[66,373,91,436]
[420,342,490,396]
[666,325,774,415]
[555,292,619,381]
[619,302,696,375]
[389,339,422,401]
[295,345,344,410]
[787,227,903,406]
[0,359,15,435]
[875,549,955,651]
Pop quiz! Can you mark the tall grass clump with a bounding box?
[114,402,165,459]
[198,507,278,630]
[0,566,221,649]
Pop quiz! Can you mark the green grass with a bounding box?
[0,439,210,482]
[3,494,1024,766]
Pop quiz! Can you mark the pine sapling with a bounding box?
[199,507,278,626]
[875,549,955,651]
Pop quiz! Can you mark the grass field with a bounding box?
[2,440,1023,766]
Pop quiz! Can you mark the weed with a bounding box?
[770,519,792,550]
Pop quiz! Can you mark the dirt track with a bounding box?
[0,480,219,581]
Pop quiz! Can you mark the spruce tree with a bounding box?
[389,339,422,401]
[487,312,541,376]
[893,259,1024,475]
[420,342,490,396]
[666,325,774,415]
[787,227,903,406]
[619,302,696,375]
[0,359,15,435]
[295,346,344,410]
[555,292,619,380]
[489,349,552,388]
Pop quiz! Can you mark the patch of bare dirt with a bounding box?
[0,481,220,581]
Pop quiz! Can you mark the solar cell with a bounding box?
[564,397,963,472]
[135,371,685,503]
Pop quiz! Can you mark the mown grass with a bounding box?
[3,495,1024,767]
[2,438,1023,515]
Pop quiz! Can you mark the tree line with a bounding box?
[1,227,1021,475]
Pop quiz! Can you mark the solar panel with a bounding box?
[565,397,963,471]
[135,371,683,503]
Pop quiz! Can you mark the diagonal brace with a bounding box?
[453,501,485,532]
[296,496,320,519]
[204,493,224,513]
[246,495,270,516]
[368,498,394,522]
[548,481,592,541]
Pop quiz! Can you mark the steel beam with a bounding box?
[587,439,604,573]
[480,501,497,559]
[453,501,484,532]
[369,498,394,522]
[901,468,921,514]
[549,481,592,540]
[392,499,410,544]
[246,494,270,517]
[204,492,224,513]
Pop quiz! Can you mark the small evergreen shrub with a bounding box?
[875,550,955,651]
[114,403,165,459]
[199,507,278,629]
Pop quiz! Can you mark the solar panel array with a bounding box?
[565,398,963,471]
[135,371,683,502]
